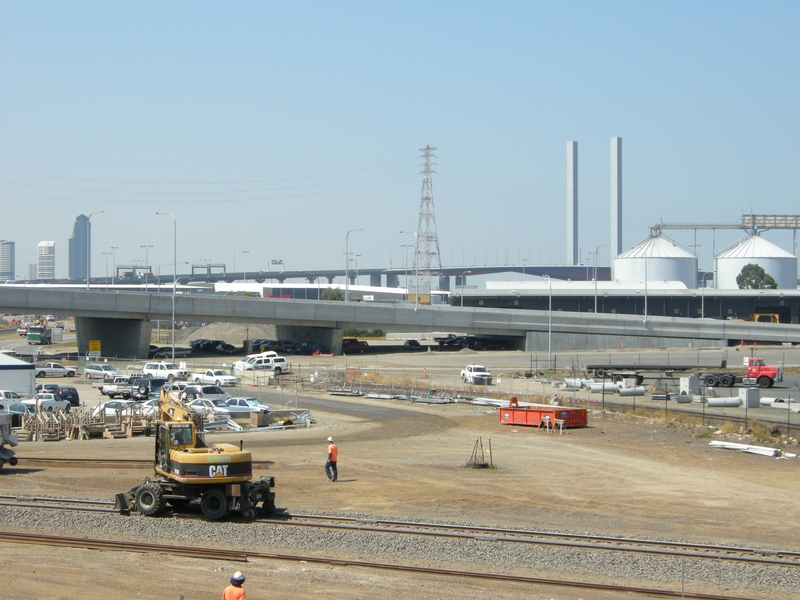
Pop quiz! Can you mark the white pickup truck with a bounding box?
[191,369,238,387]
[142,362,189,382]
[461,364,493,385]
[35,362,77,378]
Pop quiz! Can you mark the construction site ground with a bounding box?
[2,327,800,598]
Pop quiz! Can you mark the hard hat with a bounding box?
[327,437,333,442]
[230,571,246,585]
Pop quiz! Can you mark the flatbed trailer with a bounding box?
[584,356,781,388]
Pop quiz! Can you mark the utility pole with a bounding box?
[413,145,443,293]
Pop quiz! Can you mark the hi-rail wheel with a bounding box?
[135,482,166,516]
[200,488,231,520]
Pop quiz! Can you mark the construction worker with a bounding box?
[325,436,338,482]
[222,571,246,600]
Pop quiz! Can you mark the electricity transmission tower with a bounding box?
[414,145,443,289]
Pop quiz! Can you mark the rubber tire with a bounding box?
[612,375,624,384]
[720,375,734,387]
[138,386,148,395]
[704,376,717,387]
[67,371,75,377]
[167,498,192,509]
[37,371,46,378]
[215,380,221,386]
[168,374,174,382]
[194,378,201,383]
[758,376,772,388]
[636,376,645,385]
[201,488,230,520]
[273,368,282,376]
[185,393,196,401]
[8,456,18,466]
[241,508,256,520]
[135,483,166,516]
[595,369,606,377]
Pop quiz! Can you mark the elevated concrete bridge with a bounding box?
[1,287,798,358]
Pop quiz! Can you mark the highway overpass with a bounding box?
[2,287,799,358]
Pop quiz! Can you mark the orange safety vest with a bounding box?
[328,442,338,462]
[222,584,246,600]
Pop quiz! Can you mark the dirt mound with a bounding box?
[174,322,277,346]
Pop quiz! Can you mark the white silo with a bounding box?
[715,235,797,289]
[613,235,697,288]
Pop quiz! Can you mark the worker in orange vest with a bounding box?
[325,436,338,482]
[222,571,246,600]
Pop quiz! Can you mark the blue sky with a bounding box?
[2,1,799,280]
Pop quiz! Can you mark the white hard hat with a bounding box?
[327,437,333,442]
[231,571,246,585]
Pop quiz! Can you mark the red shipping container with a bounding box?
[499,397,587,428]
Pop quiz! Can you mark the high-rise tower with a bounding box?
[37,241,55,279]
[0,240,14,281]
[413,145,443,290]
[69,214,91,280]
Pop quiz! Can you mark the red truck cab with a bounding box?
[746,357,782,388]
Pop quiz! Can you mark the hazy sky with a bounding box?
[2,1,799,280]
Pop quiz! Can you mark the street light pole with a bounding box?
[400,230,418,310]
[242,251,249,286]
[111,246,118,286]
[156,211,177,360]
[86,211,104,289]
[460,270,472,307]
[345,228,362,302]
[544,275,552,369]
[101,252,111,290]
[141,245,153,292]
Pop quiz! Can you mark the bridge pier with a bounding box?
[386,273,399,288]
[275,325,344,355]
[75,317,153,359]
[370,273,382,287]
[439,276,450,291]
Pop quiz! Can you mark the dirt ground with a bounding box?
[3,390,800,599]
[2,326,799,599]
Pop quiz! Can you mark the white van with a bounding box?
[233,353,287,375]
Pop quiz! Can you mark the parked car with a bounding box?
[142,362,189,381]
[0,390,23,403]
[187,398,232,419]
[189,338,210,349]
[22,393,70,412]
[83,364,125,379]
[36,384,80,407]
[130,378,168,400]
[180,385,229,403]
[35,362,76,378]
[233,353,287,374]
[226,397,271,413]
[199,339,225,350]
[403,339,423,351]
[289,342,323,355]
[153,347,191,359]
[148,345,161,358]
[213,343,238,355]
[342,339,370,354]
[16,324,29,336]
[191,369,238,387]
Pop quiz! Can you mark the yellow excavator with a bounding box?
[120,388,275,520]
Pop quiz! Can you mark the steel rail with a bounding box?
[2,495,797,568]
[264,515,800,568]
[0,530,759,600]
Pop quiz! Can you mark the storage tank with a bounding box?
[613,235,697,288]
[715,235,797,290]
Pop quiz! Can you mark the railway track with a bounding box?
[0,529,761,600]
[3,493,799,570]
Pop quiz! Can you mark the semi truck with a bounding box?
[584,356,782,388]
[26,326,52,345]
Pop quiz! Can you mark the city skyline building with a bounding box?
[68,214,91,281]
[27,263,37,280]
[37,241,55,280]
[0,240,14,281]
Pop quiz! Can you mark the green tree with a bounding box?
[736,263,778,289]
[321,288,343,301]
